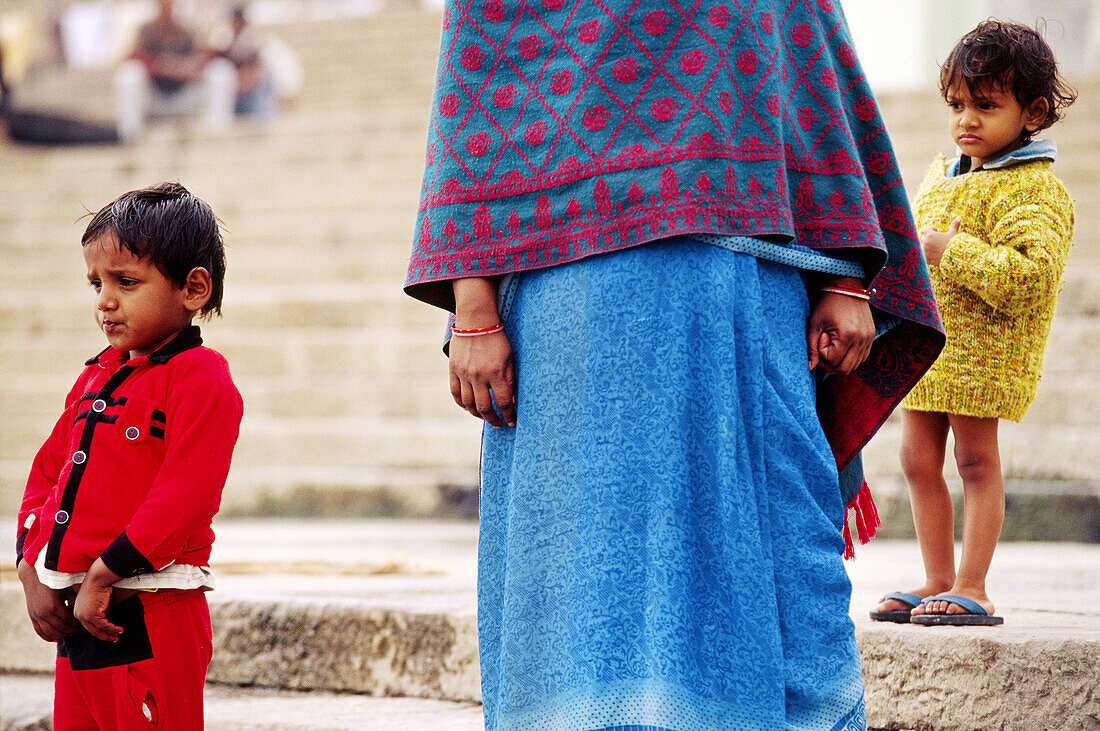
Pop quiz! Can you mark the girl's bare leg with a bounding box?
[920,414,1002,616]
[875,409,955,615]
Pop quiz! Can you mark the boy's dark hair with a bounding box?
[940,19,1076,134]
[82,182,225,317]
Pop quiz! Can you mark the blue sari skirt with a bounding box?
[479,238,865,731]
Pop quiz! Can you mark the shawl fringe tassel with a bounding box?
[842,481,881,560]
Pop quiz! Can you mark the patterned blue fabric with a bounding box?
[479,239,865,730]
[687,235,865,278]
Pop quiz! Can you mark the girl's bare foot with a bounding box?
[873,582,952,616]
[912,586,995,617]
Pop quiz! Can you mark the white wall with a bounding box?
[840,0,1098,92]
[840,0,930,91]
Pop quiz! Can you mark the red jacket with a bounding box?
[16,327,243,578]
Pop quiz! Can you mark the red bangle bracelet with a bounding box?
[821,285,871,301]
[451,323,505,337]
[823,283,869,294]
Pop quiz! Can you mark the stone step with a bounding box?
[12,65,439,120]
[0,215,420,267]
[2,265,1098,330]
[1,521,1097,731]
[0,370,466,442]
[5,119,1096,207]
[0,139,430,197]
[0,296,446,342]
[0,406,478,476]
[0,129,431,204]
[0,103,434,158]
[0,460,479,520]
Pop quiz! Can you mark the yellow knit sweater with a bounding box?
[901,152,1074,421]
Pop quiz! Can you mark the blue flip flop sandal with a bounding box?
[911,594,1004,626]
[869,591,923,623]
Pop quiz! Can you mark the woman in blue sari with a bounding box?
[406,2,943,728]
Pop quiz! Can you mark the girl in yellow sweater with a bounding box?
[871,20,1075,626]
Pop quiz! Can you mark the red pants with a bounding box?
[54,590,212,731]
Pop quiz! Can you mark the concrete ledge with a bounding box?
[859,622,1100,731]
[0,586,480,701]
[4,585,1098,730]
[3,526,1098,730]
[208,598,480,702]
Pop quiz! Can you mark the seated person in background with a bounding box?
[114,0,234,141]
[217,5,274,118]
[0,44,8,120]
[212,4,301,120]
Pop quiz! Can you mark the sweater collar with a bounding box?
[948,138,1057,177]
[85,326,204,367]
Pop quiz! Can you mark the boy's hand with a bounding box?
[73,559,124,642]
[920,217,961,268]
[17,559,81,642]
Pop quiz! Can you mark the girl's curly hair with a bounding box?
[940,19,1077,133]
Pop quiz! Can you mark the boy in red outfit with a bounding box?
[15,182,244,730]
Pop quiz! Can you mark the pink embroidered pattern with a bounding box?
[407,0,947,556]
[407,0,941,347]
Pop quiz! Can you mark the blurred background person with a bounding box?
[114,0,234,141]
[211,4,300,121]
[0,36,117,145]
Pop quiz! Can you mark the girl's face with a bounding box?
[945,79,1047,170]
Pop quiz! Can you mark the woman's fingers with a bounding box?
[833,337,873,374]
[815,330,873,375]
[492,367,517,428]
[807,327,822,370]
[455,373,508,428]
[449,331,516,428]
[474,379,504,428]
[809,291,875,374]
[456,378,487,424]
[449,368,464,409]
[837,346,862,375]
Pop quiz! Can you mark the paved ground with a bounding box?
[199,519,480,613]
[5,517,1097,621]
[0,673,485,731]
[205,518,1100,629]
[3,519,1098,730]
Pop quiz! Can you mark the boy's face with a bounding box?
[945,80,1046,170]
[84,233,195,360]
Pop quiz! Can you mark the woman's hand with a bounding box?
[808,278,875,375]
[18,559,81,642]
[450,277,516,428]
